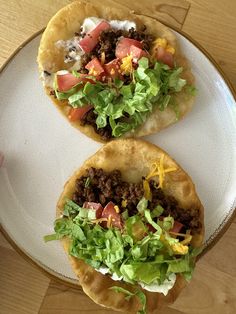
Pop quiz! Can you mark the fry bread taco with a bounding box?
[45,139,204,313]
[38,1,195,142]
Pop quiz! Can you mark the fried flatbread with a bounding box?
[37,0,195,143]
[56,138,204,312]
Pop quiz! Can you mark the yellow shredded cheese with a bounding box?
[145,154,177,189]
[171,243,189,255]
[110,68,115,75]
[166,45,175,54]
[120,55,133,75]
[107,215,112,228]
[88,66,98,76]
[101,52,106,65]
[121,199,127,208]
[154,38,167,49]
[114,205,120,213]
[91,217,108,225]
[169,231,192,246]
[143,179,152,201]
[151,37,175,57]
[180,234,192,246]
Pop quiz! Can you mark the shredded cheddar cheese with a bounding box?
[180,234,192,246]
[171,243,188,255]
[107,215,112,228]
[151,37,175,57]
[154,38,168,48]
[114,205,120,213]
[146,154,177,189]
[91,218,108,225]
[143,179,152,201]
[166,46,175,54]
[120,55,133,75]
[110,68,115,75]
[88,66,98,76]
[101,52,106,65]
[169,231,192,246]
[121,199,127,208]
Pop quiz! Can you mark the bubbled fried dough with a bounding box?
[37,0,195,142]
[56,138,204,313]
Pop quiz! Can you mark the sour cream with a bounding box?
[82,17,136,33]
[96,266,110,275]
[139,273,176,296]
[109,20,136,31]
[96,266,176,296]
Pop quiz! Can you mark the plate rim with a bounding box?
[0,23,236,287]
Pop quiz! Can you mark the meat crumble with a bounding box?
[71,167,202,233]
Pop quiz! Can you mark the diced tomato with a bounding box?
[85,57,105,76]
[83,202,103,219]
[115,38,143,59]
[101,201,123,229]
[57,73,82,92]
[57,73,95,92]
[104,58,121,79]
[170,221,184,233]
[155,46,174,68]
[68,105,93,121]
[130,45,148,60]
[79,21,111,53]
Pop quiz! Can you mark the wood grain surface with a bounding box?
[0,0,236,313]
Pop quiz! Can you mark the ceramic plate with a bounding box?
[0,29,236,284]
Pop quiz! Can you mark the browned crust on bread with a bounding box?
[56,138,204,312]
[37,1,195,142]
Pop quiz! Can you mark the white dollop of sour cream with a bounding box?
[82,17,136,33]
[96,267,110,275]
[110,20,136,31]
[96,266,176,296]
[139,273,176,296]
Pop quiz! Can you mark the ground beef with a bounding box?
[80,109,113,141]
[127,27,153,51]
[72,167,202,233]
[95,29,124,62]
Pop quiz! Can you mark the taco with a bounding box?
[37,1,195,142]
[45,138,204,313]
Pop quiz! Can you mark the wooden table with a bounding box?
[1,0,236,313]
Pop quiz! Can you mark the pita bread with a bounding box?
[37,0,195,143]
[56,138,204,313]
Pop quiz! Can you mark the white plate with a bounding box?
[0,30,236,284]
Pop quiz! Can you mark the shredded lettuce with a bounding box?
[137,197,148,214]
[44,197,202,303]
[151,205,164,218]
[159,216,174,231]
[54,58,188,137]
[110,286,146,314]
[144,209,162,234]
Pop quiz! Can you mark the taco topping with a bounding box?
[45,162,202,302]
[42,17,194,140]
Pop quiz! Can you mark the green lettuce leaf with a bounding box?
[54,57,189,137]
[44,198,203,290]
[144,209,162,234]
